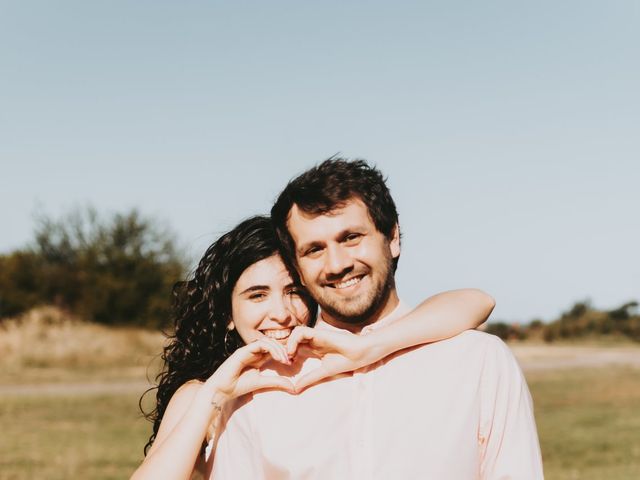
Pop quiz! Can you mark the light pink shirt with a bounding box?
[210,303,544,479]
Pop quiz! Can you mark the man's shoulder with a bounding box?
[427,328,508,351]
[455,331,526,386]
[452,328,500,342]
[387,329,515,368]
[448,330,519,362]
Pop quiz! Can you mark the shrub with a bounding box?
[0,207,186,327]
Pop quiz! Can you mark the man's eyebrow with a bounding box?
[297,240,323,254]
[337,227,366,239]
[297,227,366,254]
[238,285,270,295]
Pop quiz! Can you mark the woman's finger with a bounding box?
[293,366,331,393]
[252,374,295,394]
[249,338,290,365]
[286,326,315,356]
[233,339,280,366]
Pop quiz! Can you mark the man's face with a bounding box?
[286,198,400,327]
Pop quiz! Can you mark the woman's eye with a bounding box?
[249,293,266,300]
[345,233,361,242]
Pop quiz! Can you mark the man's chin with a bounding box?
[320,281,393,326]
[321,297,378,325]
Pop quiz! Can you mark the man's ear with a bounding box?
[289,254,306,287]
[297,265,307,287]
[390,223,400,259]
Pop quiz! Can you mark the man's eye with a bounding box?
[305,246,322,256]
[345,233,362,243]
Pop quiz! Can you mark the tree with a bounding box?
[0,207,186,327]
[0,251,43,317]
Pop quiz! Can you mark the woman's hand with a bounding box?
[132,339,294,480]
[285,326,373,392]
[204,337,295,402]
[283,289,495,393]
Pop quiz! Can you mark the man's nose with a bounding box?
[324,244,353,278]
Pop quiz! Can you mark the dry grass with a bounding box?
[1,314,639,479]
[0,306,165,384]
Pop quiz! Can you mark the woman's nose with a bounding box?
[269,298,292,324]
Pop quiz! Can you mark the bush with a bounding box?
[0,207,186,327]
[485,322,527,341]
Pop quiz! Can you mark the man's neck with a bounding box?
[321,289,400,334]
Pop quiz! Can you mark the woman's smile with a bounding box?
[261,327,294,341]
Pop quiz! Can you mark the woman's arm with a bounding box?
[130,339,294,480]
[287,288,495,392]
[362,288,495,361]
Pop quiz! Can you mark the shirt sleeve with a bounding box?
[209,396,265,480]
[478,335,544,480]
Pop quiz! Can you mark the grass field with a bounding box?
[529,367,640,480]
[1,366,639,479]
[1,310,639,479]
[0,393,149,480]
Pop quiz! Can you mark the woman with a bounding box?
[132,216,494,480]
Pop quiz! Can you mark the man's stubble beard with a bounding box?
[313,253,395,326]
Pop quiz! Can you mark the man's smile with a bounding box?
[328,275,364,290]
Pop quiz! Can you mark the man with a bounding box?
[212,159,543,479]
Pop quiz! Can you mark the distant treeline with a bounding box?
[2,207,638,339]
[485,300,640,343]
[0,208,186,328]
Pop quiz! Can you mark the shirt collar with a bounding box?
[314,300,411,335]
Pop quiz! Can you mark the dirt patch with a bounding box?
[511,344,640,371]
[0,380,152,396]
[2,345,639,396]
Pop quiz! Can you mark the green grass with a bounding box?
[528,367,640,480]
[1,367,639,479]
[0,393,152,480]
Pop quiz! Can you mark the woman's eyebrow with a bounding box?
[238,285,270,295]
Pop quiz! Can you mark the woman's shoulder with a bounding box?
[174,379,204,396]
[157,380,203,419]
[168,379,205,407]
[147,379,207,457]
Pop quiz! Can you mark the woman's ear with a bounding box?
[227,321,235,331]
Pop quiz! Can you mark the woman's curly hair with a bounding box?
[140,215,315,455]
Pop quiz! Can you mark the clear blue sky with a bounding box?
[1,1,638,323]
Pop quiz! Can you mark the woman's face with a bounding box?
[230,254,310,344]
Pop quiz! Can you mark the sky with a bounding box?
[1,1,638,323]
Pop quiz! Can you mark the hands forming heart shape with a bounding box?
[212,326,381,400]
